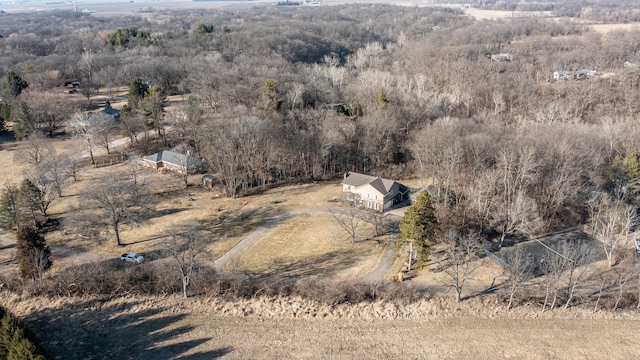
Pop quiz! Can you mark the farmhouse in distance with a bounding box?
[342,171,409,213]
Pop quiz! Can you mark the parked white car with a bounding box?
[120,253,144,263]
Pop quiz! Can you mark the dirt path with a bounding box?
[361,234,397,283]
[212,208,327,272]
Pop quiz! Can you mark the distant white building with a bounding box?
[553,71,572,81]
[491,53,513,62]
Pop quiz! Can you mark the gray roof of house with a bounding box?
[144,150,203,168]
[343,172,396,194]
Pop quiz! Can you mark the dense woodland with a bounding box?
[1,4,640,250]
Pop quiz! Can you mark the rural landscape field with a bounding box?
[1,0,640,358]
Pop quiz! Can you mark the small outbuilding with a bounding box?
[202,174,216,189]
[102,108,120,120]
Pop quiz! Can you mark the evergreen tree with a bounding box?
[127,77,149,108]
[0,71,29,133]
[194,23,215,36]
[0,183,23,230]
[15,224,51,281]
[606,149,640,199]
[19,178,52,220]
[0,306,47,360]
[623,149,640,184]
[13,102,33,141]
[397,189,439,266]
[142,86,167,138]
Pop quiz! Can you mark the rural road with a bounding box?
[213,208,403,283]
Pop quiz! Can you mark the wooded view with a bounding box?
[1,1,640,358]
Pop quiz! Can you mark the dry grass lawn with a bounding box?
[226,213,384,279]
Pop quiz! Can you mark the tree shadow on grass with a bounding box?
[252,248,370,280]
[203,206,282,241]
[22,298,233,360]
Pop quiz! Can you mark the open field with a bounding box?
[226,212,384,279]
[3,293,640,360]
[590,23,640,33]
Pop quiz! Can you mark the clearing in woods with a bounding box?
[225,212,384,279]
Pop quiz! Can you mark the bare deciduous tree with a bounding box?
[14,131,55,167]
[36,154,71,197]
[70,113,97,165]
[540,239,594,311]
[590,194,638,266]
[163,224,210,298]
[501,246,534,310]
[361,211,390,238]
[492,191,543,248]
[16,90,68,137]
[78,174,152,246]
[329,205,362,243]
[439,230,483,303]
[90,112,117,154]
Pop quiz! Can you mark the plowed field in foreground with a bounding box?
[6,294,639,360]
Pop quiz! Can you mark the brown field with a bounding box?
[3,293,640,360]
[590,23,640,33]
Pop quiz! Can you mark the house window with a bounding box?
[374,203,379,210]
[367,193,370,198]
[390,190,393,196]
[375,194,378,200]
[368,201,372,208]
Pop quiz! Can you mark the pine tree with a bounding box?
[1,71,28,99]
[15,224,51,281]
[0,183,23,230]
[127,77,149,108]
[0,71,28,133]
[0,306,47,360]
[19,179,43,221]
[398,189,439,266]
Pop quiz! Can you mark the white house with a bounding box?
[342,172,409,212]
